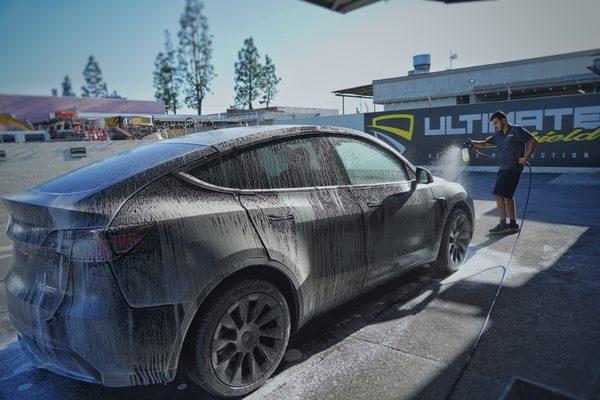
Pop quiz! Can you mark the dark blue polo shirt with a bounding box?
[486,124,535,173]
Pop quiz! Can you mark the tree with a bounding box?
[178,0,215,115]
[61,75,75,96]
[81,56,108,98]
[233,37,263,110]
[153,30,180,113]
[259,55,281,108]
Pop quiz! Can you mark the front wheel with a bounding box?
[432,208,472,274]
[184,279,291,398]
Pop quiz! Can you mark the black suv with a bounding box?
[3,125,474,397]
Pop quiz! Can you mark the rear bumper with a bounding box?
[17,332,179,387]
[5,261,185,387]
[17,332,103,384]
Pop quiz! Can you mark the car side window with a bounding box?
[329,136,409,185]
[189,136,345,189]
[189,153,243,189]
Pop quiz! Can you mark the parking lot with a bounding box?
[1,171,599,400]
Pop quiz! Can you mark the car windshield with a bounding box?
[33,143,203,194]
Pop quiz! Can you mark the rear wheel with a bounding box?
[432,208,472,274]
[184,279,290,398]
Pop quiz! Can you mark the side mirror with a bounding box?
[416,166,433,184]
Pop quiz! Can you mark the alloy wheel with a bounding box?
[211,292,286,387]
[448,214,470,265]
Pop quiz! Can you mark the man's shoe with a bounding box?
[489,221,510,235]
[508,222,520,233]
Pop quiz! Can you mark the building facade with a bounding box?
[374,49,600,111]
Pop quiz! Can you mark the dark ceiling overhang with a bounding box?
[302,0,382,13]
[332,84,374,98]
[302,0,488,13]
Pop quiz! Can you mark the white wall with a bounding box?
[278,113,365,132]
[0,141,149,195]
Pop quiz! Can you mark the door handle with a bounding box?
[267,214,294,222]
[366,201,383,208]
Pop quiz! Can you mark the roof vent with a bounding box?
[413,54,431,74]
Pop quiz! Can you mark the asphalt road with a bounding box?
[1,172,599,399]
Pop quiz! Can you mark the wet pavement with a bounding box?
[1,172,599,399]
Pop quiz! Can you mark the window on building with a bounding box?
[456,95,470,104]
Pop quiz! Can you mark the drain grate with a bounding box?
[500,376,582,400]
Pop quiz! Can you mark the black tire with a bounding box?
[184,279,291,398]
[432,208,472,274]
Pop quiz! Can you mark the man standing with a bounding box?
[470,110,538,235]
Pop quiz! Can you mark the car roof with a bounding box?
[160,124,415,171]
[162,124,366,147]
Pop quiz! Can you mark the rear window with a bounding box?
[34,143,202,194]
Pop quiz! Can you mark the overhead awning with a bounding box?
[332,84,373,98]
[302,0,486,13]
[302,0,381,13]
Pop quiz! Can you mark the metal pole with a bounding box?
[342,96,345,115]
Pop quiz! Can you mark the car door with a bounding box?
[196,135,368,320]
[328,136,438,290]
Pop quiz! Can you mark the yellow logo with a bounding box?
[532,127,600,143]
[367,114,415,141]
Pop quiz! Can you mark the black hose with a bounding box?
[445,149,533,399]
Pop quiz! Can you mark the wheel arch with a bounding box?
[449,196,475,238]
[200,263,303,334]
[174,261,303,371]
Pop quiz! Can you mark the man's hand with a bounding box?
[518,157,528,165]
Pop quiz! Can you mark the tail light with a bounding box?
[42,229,111,262]
[107,224,154,254]
[42,230,75,255]
[38,224,152,262]
[71,230,112,262]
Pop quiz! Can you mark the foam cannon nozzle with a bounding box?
[461,138,473,163]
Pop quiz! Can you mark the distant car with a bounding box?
[2,125,474,397]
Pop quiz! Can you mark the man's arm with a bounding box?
[470,139,494,149]
[519,137,538,165]
[518,127,539,165]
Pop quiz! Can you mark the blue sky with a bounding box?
[0,0,599,115]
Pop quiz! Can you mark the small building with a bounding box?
[200,106,339,124]
[284,49,600,172]
[333,48,600,111]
